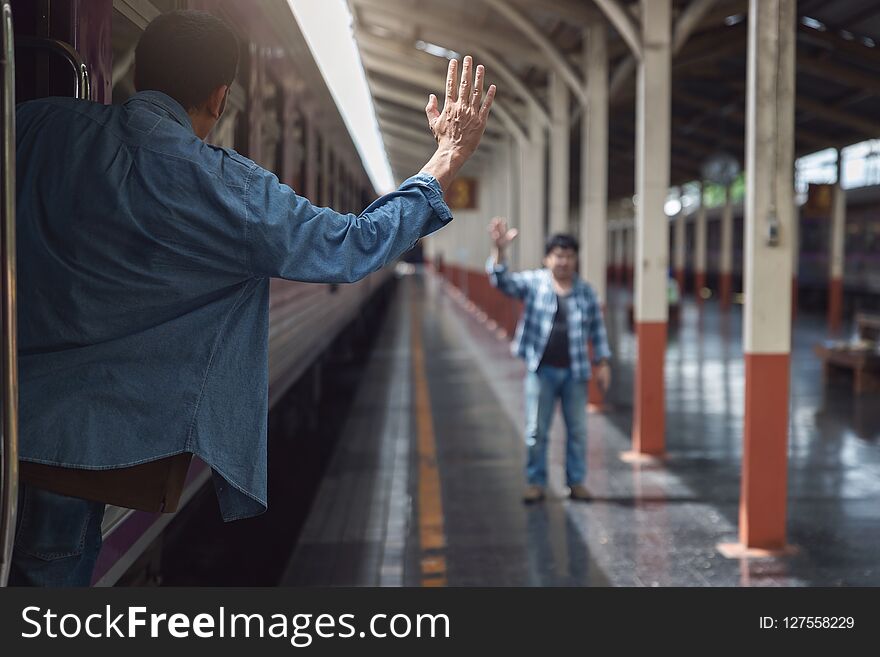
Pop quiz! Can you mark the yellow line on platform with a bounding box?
[410,286,447,587]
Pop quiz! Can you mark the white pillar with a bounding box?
[736,0,796,552]
[581,23,609,303]
[320,139,331,207]
[674,209,686,291]
[694,186,707,298]
[508,136,522,271]
[828,153,846,333]
[305,114,319,203]
[520,110,547,270]
[632,0,671,456]
[720,185,734,309]
[625,222,634,283]
[549,71,570,236]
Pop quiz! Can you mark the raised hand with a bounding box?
[421,56,497,190]
[488,217,518,249]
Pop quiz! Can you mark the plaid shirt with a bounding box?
[487,259,612,381]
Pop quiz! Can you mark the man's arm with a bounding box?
[243,56,496,283]
[587,289,613,391]
[486,216,529,299]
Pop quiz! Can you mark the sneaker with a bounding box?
[522,485,545,504]
[569,484,592,501]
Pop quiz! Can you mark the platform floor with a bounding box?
[281,269,880,586]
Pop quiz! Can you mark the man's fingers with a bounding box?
[445,58,458,105]
[479,84,497,122]
[472,64,484,109]
[425,94,440,128]
[507,228,519,242]
[458,55,473,104]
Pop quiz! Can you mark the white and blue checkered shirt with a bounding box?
[487,259,612,381]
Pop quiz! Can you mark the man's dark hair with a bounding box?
[135,10,239,110]
[544,233,579,255]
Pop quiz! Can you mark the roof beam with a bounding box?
[352,0,543,66]
[610,1,726,100]
[798,54,880,97]
[796,98,880,139]
[797,22,880,69]
[356,28,551,128]
[510,0,601,28]
[592,0,643,59]
[480,0,588,105]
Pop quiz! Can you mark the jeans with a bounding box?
[524,365,588,487]
[9,484,105,587]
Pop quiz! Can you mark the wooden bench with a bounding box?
[814,313,880,394]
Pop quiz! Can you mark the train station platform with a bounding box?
[281,268,880,587]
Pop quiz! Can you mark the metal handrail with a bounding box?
[17,35,89,100]
[0,0,16,588]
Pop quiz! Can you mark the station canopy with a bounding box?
[349,0,880,199]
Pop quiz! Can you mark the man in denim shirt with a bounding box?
[487,219,611,504]
[11,10,496,586]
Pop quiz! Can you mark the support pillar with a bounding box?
[730,0,796,555]
[519,110,547,269]
[246,44,265,166]
[674,209,685,294]
[581,23,609,408]
[508,136,523,272]
[631,0,671,458]
[304,113,319,203]
[828,154,846,334]
[549,71,570,235]
[719,184,733,310]
[321,140,331,208]
[792,193,800,319]
[694,184,707,302]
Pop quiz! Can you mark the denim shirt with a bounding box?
[486,260,611,381]
[15,91,452,521]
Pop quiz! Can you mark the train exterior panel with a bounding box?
[8,0,389,585]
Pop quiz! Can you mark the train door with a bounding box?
[0,0,107,587]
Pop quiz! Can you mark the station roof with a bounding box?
[348,0,880,199]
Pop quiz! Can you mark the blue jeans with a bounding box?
[524,366,588,487]
[9,484,105,587]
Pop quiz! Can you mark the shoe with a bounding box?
[569,484,592,501]
[522,485,545,504]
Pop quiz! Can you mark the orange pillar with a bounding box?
[741,354,790,549]
[827,278,843,335]
[633,322,666,455]
[720,272,732,311]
